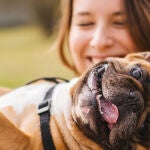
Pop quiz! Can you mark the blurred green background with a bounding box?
[0,0,74,88]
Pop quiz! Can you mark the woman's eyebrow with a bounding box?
[112,11,125,16]
[74,11,125,17]
[73,12,91,17]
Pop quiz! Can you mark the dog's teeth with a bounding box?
[99,88,102,94]
[92,90,99,95]
[96,95,104,115]
[100,110,104,115]
[96,95,100,100]
[96,94,102,100]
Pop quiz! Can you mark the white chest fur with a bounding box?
[0,78,79,115]
[0,83,53,114]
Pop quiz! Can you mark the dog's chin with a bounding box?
[72,63,144,149]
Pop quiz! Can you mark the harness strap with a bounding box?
[26,77,69,85]
[36,77,69,150]
[37,86,56,150]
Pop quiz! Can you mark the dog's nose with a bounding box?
[87,63,109,94]
[104,62,118,75]
[97,64,108,78]
[93,63,109,80]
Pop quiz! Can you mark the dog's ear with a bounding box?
[126,52,150,63]
[140,52,150,62]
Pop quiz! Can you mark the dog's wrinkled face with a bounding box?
[72,52,150,150]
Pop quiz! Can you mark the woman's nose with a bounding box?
[90,26,114,51]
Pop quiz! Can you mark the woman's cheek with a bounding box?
[69,29,86,54]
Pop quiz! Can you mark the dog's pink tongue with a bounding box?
[100,99,119,125]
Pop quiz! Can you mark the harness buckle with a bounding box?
[37,100,50,115]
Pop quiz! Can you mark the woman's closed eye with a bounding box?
[113,20,127,26]
[112,16,128,28]
[77,21,95,27]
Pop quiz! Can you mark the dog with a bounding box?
[0,52,149,150]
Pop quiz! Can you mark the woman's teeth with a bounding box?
[91,58,103,64]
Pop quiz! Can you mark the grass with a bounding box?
[0,25,74,88]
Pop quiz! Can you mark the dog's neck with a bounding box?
[0,82,53,114]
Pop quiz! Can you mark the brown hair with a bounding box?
[124,0,150,50]
[54,0,74,71]
[55,0,150,72]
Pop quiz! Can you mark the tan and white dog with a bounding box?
[0,52,150,150]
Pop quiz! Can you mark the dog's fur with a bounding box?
[0,52,150,150]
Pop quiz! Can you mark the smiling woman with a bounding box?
[53,0,150,75]
[69,0,138,74]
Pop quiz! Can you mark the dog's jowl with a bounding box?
[0,52,150,150]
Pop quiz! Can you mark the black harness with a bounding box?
[28,77,69,150]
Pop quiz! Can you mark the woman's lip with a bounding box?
[87,56,107,64]
[87,54,126,64]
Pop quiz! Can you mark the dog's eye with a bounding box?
[130,67,143,80]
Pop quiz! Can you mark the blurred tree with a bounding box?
[33,0,60,36]
[0,0,36,27]
[0,0,60,36]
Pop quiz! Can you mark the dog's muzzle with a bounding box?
[87,63,119,129]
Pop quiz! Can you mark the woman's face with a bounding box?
[69,0,139,74]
